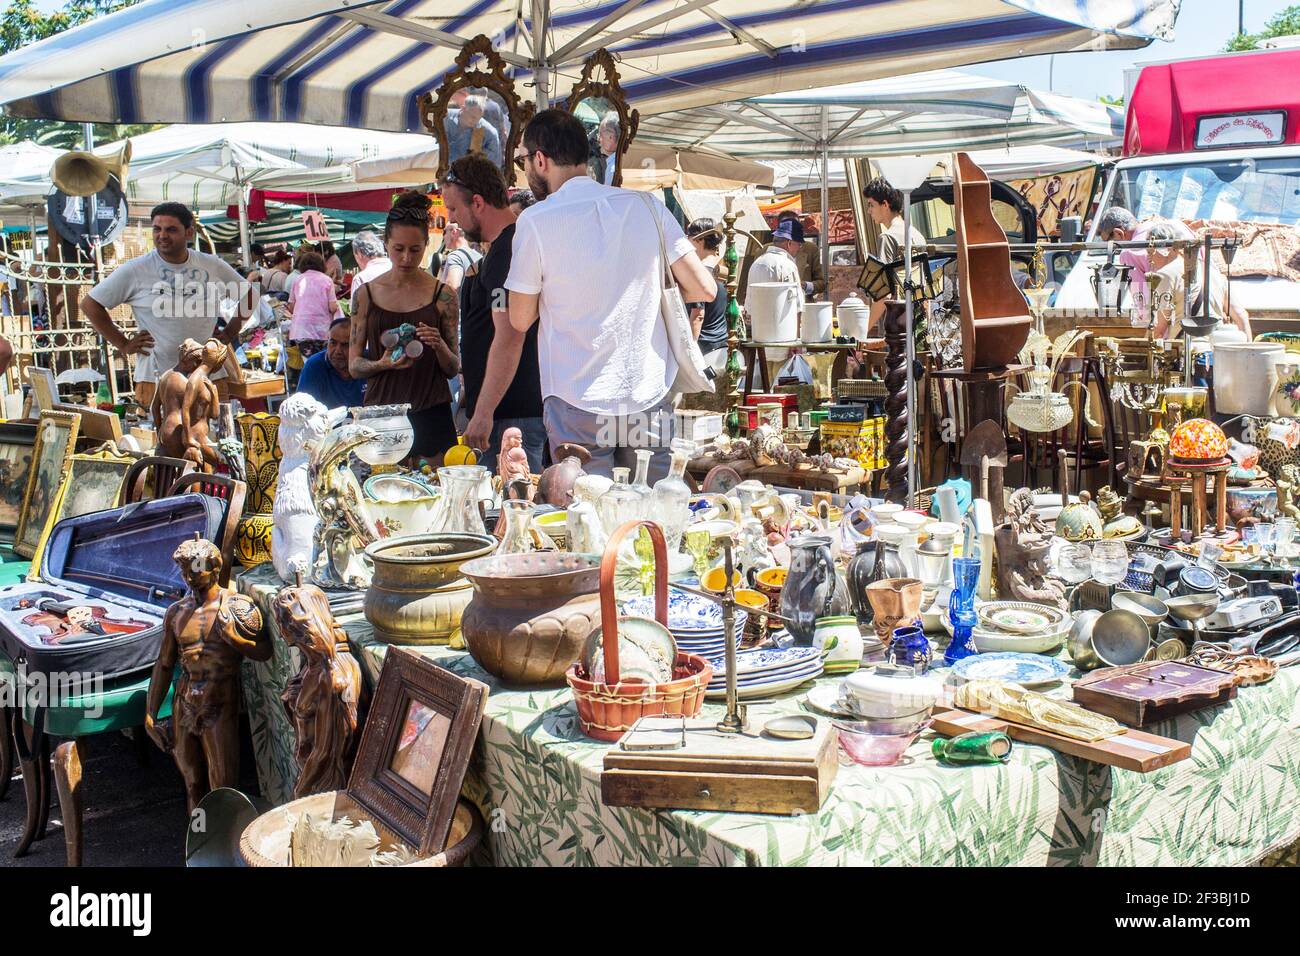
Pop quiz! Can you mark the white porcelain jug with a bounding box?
[747,282,800,343]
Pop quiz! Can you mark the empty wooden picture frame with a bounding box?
[24,365,58,412]
[15,410,80,559]
[347,648,487,857]
[0,421,38,544]
[29,444,136,573]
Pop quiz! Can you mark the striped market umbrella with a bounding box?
[0,1,1177,130]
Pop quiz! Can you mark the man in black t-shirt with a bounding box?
[442,154,545,471]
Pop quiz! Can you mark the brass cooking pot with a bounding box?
[364,533,496,645]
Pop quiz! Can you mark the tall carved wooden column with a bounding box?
[719,208,744,437]
[882,300,909,503]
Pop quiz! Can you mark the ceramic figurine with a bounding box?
[273,394,332,583]
[150,338,204,461]
[1278,465,1300,522]
[181,338,228,472]
[276,573,362,799]
[145,536,270,812]
[995,489,1067,610]
[498,426,532,495]
[735,516,776,580]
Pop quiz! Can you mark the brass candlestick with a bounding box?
[716,541,745,734]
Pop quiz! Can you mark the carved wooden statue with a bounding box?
[145,535,270,812]
[994,488,1067,610]
[276,573,362,799]
[152,338,204,460]
[182,338,228,472]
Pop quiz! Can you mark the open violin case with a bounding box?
[0,494,227,682]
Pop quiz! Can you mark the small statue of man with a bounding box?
[152,338,204,461]
[181,338,228,472]
[145,535,270,812]
[276,571,362,798]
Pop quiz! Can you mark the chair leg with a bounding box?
[53,740,83,867]
[0,704,12,801]
[12,720,49,857]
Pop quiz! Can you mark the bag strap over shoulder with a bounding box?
[637,191,677,290]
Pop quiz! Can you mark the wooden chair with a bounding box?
[166,473,247,587]
[1022,356,1116,493]
[119,455,194,506]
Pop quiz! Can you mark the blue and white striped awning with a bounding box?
[637,67,1125,159]
[0,1,1179,131]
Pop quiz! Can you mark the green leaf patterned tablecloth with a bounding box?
[237,564,1300,867]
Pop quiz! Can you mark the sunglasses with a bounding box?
[443,168,465,188]
[513,149,543,171]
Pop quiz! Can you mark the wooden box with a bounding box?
[1071,660,1238,727]
[602,716,838,815]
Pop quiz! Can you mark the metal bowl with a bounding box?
[1067,609,1103,670]
[1166,591,1220,624]
[1091,608,1152,667]
[1111,591,1169,634]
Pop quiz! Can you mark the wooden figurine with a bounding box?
[276,572,362,799]
[994,488,1067,610]
[151,338,204,461]
[182,338,228,472]
[145,535,270,812]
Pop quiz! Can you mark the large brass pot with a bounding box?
[364,533,496,645]
[459,552,601,685]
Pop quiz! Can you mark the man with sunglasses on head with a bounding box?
[441,154,545,471]
[506,109,717,481]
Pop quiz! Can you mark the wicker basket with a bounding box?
[565,520,712,742]
[837,378,887,401]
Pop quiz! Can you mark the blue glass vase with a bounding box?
[944,556,981,666]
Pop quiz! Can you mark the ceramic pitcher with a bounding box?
[1273,360,1300,417]
[780,535,850,646]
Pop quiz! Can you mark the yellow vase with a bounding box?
[235,513,275,567]
[237,412,282,514]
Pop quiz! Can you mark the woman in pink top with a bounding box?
[287,251,339,357]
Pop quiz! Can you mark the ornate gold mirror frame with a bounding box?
[420,34,535,185]
[564,49,640,188]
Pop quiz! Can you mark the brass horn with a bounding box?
[50,140,132,197]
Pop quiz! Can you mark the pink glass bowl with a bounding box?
[833,717,932,767]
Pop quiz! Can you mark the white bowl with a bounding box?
[842,666,941,719]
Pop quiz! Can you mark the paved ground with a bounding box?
[1,726,262,867]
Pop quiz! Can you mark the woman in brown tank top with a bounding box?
[347,191,461,462]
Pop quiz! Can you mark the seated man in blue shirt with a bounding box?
[295,317,364,409]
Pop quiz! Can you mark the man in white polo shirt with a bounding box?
[506,109,716,480]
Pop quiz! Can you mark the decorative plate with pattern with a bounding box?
[976,602,1067,635]
[953,652,1071,687]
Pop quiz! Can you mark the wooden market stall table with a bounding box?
[686,456,868,495]
[237,564,1300,867]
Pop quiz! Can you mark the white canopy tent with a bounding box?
[0,1,1176,128]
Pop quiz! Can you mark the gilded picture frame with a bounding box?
[15,410,80,560]
[29,443,136,573]
[0,421,38,545]
[564,49,640,189]
[347,648,487,857]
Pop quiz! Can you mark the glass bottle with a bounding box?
[435,464,489,534]
[598,468,641,535]
[497,499,538,555]
[629,449,653,519]
[944,556,981,665]
[652,441,693,552]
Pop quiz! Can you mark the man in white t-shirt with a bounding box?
[506,109,716,480]
[83,202,256,407]
[349,231,391,313]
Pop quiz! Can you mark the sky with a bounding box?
[25,0,1299,104]
[969,0,1295,100]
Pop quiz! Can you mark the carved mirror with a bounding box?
[420,35,535,185]
[565,49,640,188]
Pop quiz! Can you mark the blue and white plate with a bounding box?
[705,647,821,679]
[704,662,824,699]
[623,591,728,632]
[952,652,1071,688]
[707,666,823,693]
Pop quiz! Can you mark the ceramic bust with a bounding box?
[273,393,332,582]
[152,338,204,460]
[276,573,362,798]
[994,489,1067,610]
[145,537,269,812]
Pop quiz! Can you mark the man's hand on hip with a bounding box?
[120,331,155,356]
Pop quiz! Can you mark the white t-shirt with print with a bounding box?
[505,176,693,416]
[88,249,252,383]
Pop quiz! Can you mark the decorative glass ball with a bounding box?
[1168,418,1229,464]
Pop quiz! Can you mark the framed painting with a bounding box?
[14,410,80,560]
[0,421,38,545]
[347,648,487,856]
[29,444,135,572]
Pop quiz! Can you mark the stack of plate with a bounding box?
[941,600,1070,654]
[703,647,825,699]
[622,591,746,658]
